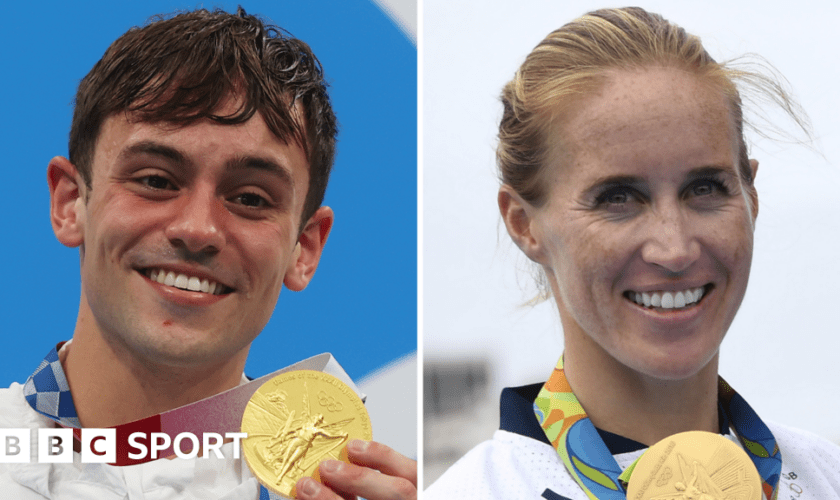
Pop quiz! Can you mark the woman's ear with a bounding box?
[498,185,546,264]
[748,159,759,220]
[47,156,86,248]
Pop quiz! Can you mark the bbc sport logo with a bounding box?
[0,429,247,463]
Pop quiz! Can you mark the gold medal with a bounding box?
[241,370,373,498]
[625,431,761,500]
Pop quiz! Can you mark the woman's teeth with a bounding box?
[146,269,226,295]
[629,287,705,310]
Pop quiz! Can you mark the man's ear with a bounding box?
[283,206,334,291]
[498,185,545,264]
[48,156,85,248]
[748,159,759,220]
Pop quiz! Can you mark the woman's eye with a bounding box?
[596,187,636,207]
[233,192,268,208]
[606,191,628,204]
[689,179,727,197]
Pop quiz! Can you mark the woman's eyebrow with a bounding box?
[582,175,645,194]
[685,166,738,179]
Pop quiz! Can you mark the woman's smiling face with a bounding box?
[516,66,757,381]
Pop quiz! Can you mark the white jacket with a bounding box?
[0,381,263,500]
[426,385,840,500]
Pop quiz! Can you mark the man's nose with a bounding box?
[164,189,226,255]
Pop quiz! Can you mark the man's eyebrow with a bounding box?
[116,142,296,187]
[226,155,295,187]
[117,141,187,165]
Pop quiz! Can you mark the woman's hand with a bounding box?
[295,440,417,500]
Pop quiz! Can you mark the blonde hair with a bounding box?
[498,7,808,208]
[498,7,810,300]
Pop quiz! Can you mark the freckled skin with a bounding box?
[530,67,757,382]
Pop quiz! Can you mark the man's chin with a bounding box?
[120,329,251,373]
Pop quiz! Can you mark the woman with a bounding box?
[425,7,840,500]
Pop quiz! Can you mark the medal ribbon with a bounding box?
[533,355,781,500]
[24,342,364,499]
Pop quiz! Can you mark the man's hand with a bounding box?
[295,440,417,500]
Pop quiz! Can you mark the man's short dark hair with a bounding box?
[69,7,338,225]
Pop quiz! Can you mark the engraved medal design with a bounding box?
[625,431,761,500]
[241,370,372,498]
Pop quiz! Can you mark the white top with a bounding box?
[426,424,840,499]
[0,342,366,499]
[0,380,263,500]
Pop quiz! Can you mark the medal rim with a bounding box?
[240,369,372,498]
[625,430,762,500]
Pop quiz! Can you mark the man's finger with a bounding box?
[296,476,355,500]
[315,458,416,500]
[294,441,417,500]
[345,440,418,487]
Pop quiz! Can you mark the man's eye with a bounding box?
[139,175,174,190]
[234,193,268,208]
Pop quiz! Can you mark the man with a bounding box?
[0,8,416,499]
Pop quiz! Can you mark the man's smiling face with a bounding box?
[68,103,315,370]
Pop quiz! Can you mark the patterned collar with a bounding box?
[22,343,284,500]
[23,343,80,427]
[500,382,731,455]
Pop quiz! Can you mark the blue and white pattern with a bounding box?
[23,346,287,500]
[22,346,80,428]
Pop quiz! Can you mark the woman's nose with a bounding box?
[640,208,701,273]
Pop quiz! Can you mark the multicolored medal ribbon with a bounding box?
[533,355,781,500]
[23,342,364,500]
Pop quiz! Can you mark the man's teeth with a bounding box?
[147,269,224,295]
[630,287,705,310]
